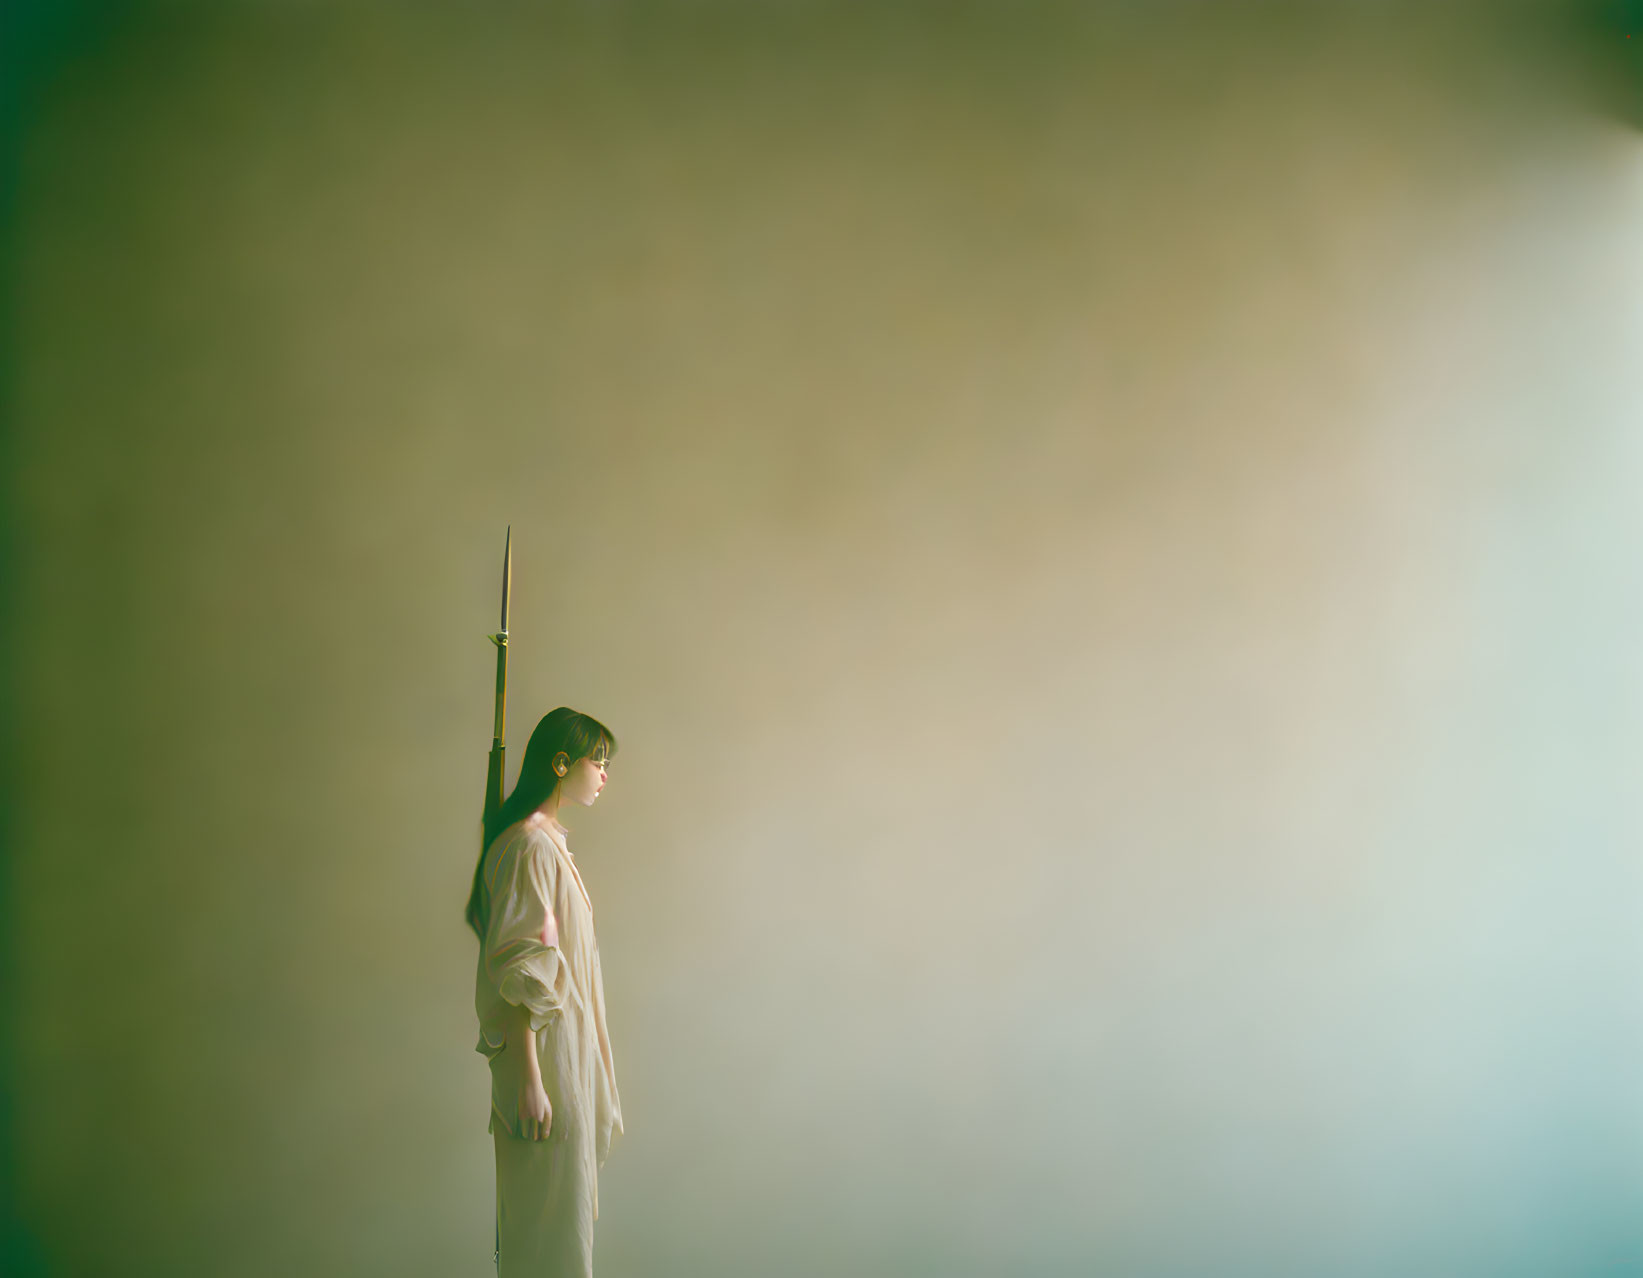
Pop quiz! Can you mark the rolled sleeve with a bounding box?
[483,832,564,1032]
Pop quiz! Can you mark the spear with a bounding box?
[484,527,512,831]
[484,528,513,1271]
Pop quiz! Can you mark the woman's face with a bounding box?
[557,749,609,807]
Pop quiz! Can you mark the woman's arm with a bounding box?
[484,834,567,1032]
[509,1000,553,1140]
[485,833,563,1140]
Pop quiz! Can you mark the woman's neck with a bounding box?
[528,801,566,834]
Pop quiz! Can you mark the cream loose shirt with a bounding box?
[475,818,622,1213]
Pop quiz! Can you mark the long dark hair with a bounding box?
[465,706,618,941]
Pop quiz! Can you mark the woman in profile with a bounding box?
[466,707,623,1277]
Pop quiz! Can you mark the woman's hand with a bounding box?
[518,1075,552,1142]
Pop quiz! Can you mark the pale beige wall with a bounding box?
[10,5,1643,1276]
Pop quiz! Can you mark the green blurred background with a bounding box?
[5,2,1643,1275]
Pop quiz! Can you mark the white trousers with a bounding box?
[493,1114,596,1278]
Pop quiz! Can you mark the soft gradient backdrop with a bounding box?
[6,3,1643,1276]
